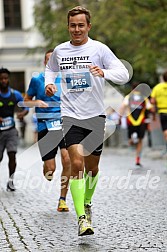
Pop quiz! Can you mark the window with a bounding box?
[3,0,21,29]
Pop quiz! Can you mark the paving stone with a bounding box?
[0,146,166,251]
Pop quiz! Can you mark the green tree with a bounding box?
[34,0,81,47]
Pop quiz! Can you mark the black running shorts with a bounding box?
[159,113,167,131]
[62,116,106,156]
[38,129,66,161]
[128,123,146,139]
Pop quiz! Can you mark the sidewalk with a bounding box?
[0,145,167,252]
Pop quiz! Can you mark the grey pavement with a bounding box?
[0,144,167,252]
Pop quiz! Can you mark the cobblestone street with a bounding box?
[0,144,167,252]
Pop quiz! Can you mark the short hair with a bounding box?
[67,6,91,25]
[0,67,10,75]
[44,49,54,61]
[163,71,167,82]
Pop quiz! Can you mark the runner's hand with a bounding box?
[45,84,57,97]
[89,65,104,77]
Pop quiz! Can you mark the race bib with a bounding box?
[45,119,62,131]
[66,72,92,92]
[0,117,15,130]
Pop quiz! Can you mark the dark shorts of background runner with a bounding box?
[0,128,18,158]
[159,113,167,131]
[62,115,106,156]
[38,129,66,161]
[128,123,146,139]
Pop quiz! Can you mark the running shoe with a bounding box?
[57,199,69,212]
[84,203,92,224]
[135,163,143,169]
[6,180,16,192]
[78,215,94,236]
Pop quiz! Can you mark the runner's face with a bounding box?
[0,73,9,90]
[68,14,91,46]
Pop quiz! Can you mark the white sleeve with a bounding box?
[101,44,129,85]
[45,50,59,87]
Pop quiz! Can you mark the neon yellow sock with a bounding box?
[70,178,85,218]
[84,172,99,205]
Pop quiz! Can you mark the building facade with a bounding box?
[0,0,45,143]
